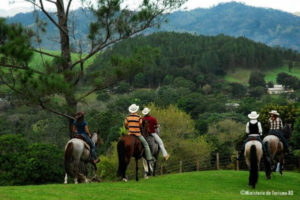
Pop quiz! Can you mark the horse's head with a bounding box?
[281,124,293,140]
[91,132,103,147]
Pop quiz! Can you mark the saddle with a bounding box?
[248,136,259,141]
[74,135,91,151]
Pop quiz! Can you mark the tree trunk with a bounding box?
[66,94,77,139]
[56,1,76,139]
[56,0,71,72]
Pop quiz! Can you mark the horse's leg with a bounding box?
[142,158,149,179]
[279,154,284,176]
[135,158,139,181]
[122,155,131,182]
[73,160,80,184]
[64,173,68,184]
[153,161,157,176]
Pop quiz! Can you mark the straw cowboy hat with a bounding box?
[248,111,259,120]
[269,110,280,116]
[142,107,151,115]
[128,104,139,113]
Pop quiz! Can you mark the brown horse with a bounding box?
[117,121,154,182]
[117,135,146,182]
[263,124,292,176]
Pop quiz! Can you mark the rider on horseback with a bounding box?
[72,111,100,164]
[124,104,154,163]
[268,110,289,153]
[237,111,269,161]
[142,107,170,161]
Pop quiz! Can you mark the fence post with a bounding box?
[179,160,182,173]
[196,159,199,171]
[236,152,239,171]
[160,165,163,175]
[216,153,220,170]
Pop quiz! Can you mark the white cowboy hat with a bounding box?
[128,104,139,113]
[142,107,151,115]
[248,111,259,120]
[269,110,280,116]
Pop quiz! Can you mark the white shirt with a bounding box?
[246,120,263,136]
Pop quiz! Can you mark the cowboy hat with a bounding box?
[128,104,139,113]
[248,111,259,120]
[269,110,280,116]
[142,107,151,115]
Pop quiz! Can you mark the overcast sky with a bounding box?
[1,0,300,17]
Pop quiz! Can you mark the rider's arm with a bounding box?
[153,117,158,128]
[258,122,263,136]
[72,124,77,134]
[245,122,249,134]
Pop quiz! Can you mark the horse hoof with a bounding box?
[122,178,128,182]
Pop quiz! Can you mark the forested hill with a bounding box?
[88,32,299,88]
[6,2,300,51]
[162,2,300,51]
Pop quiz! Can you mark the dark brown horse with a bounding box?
[117,134,146,182]
[117,121,156,182]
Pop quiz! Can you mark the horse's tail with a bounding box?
[64,142,74,176]
[117,139,126,177]
[249,145,258,188]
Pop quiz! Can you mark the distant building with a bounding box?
[267,84,294,95]
[225,103,240,110]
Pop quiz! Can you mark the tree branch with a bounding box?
[66,0,73,19]
[71,11,160,69]
[39,99,75,120]
[32,49,59,58]
[38,0,68,36]
[44,0,56,4]
[0,63,45,75]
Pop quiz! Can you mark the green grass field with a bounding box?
[0,170,299,200]
[29,49,97,72]
[225,65,300,85]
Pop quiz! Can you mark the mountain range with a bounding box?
[6,2,300,52]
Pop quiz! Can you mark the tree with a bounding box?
[248,71,266,88]
[290,117,300,149]
[277,72,300,89]
[230,82,247,98]
[249,86,265,98]
[0,0,186,138]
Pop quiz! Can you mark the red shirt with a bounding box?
[142,115,158,134]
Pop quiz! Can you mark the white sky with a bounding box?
[1,0,300,17]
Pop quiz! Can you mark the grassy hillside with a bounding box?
[225,65,300,85]
[29,49,97,71]
[0,170,299,200]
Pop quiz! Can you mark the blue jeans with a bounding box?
[78,133,97,160]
